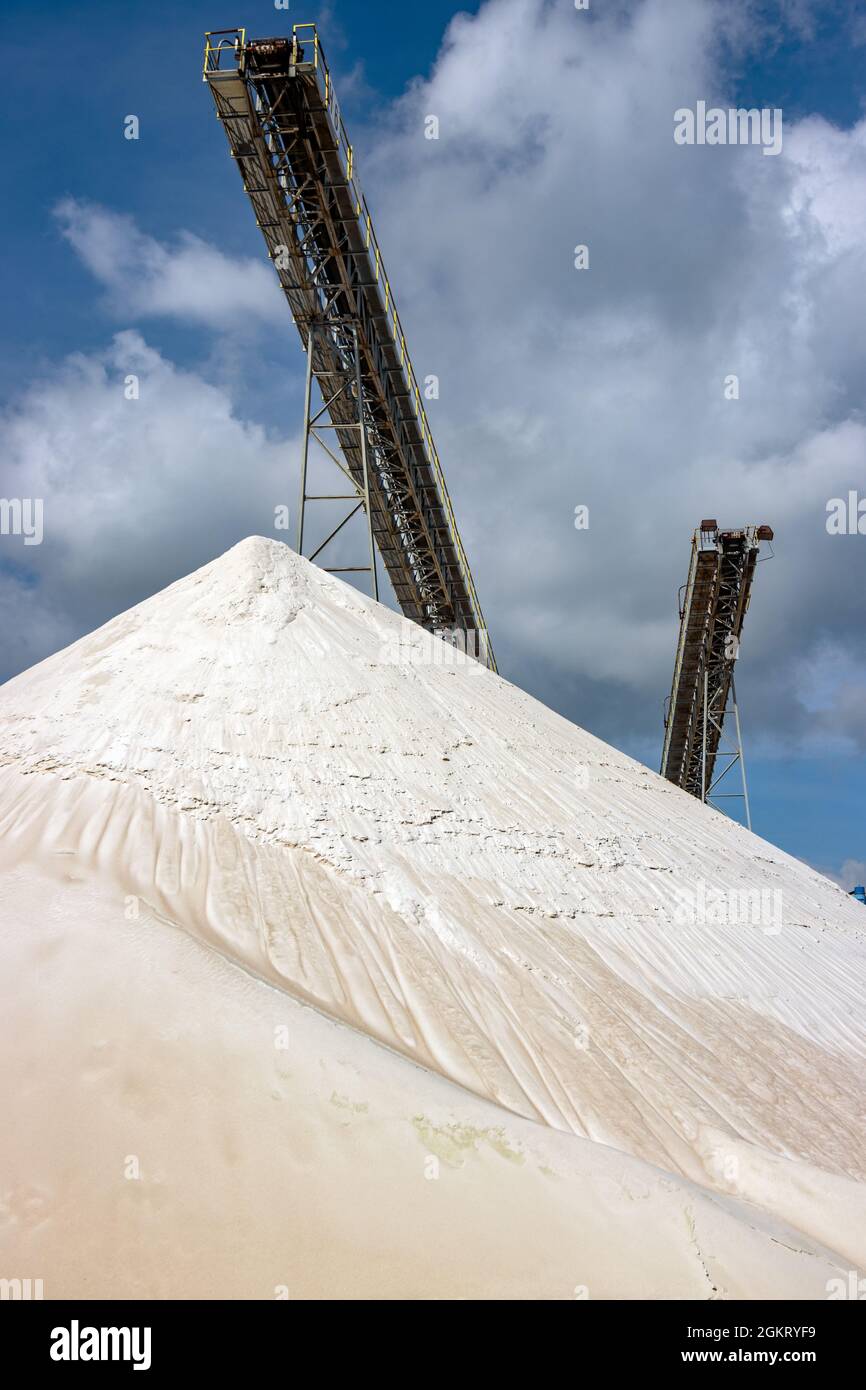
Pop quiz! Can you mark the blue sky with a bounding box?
[2,0,865,885]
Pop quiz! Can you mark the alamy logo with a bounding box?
[378,626,488,669]
[50,1320,152,1371]
[674,102,783,156]
[0,1277,43,1299]
[826,491,866,535]
[0,497,43,545]
[826,1271,866,1300]
[673,881,782,935]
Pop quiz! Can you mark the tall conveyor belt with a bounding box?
[660,521,773,810]
[203,25,495,669]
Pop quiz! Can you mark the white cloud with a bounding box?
[350,0,866,754]
[0,331,297,679]
[825,860,866,893]
[54,199,284,330]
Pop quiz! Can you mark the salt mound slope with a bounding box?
[1,536,865,1287]
[1,859,850,1299]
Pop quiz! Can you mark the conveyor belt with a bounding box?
[203,26,495,668]
[661,522,771,799]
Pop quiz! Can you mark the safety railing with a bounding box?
[203,28,246,76]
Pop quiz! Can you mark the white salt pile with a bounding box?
[0,536,864,1298]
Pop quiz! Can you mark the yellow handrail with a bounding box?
[203,27,246,76]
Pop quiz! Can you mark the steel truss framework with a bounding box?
[661,522,772,827]
[203,25,494,668]
[698,669,751,829]
[297,320,379,598]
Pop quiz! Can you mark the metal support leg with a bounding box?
[701,673,753,831]
[295,320,379,603]
[701,668,708,805]
[352,322,378,602]
[296,325,314,557]
[730,674,752,832]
